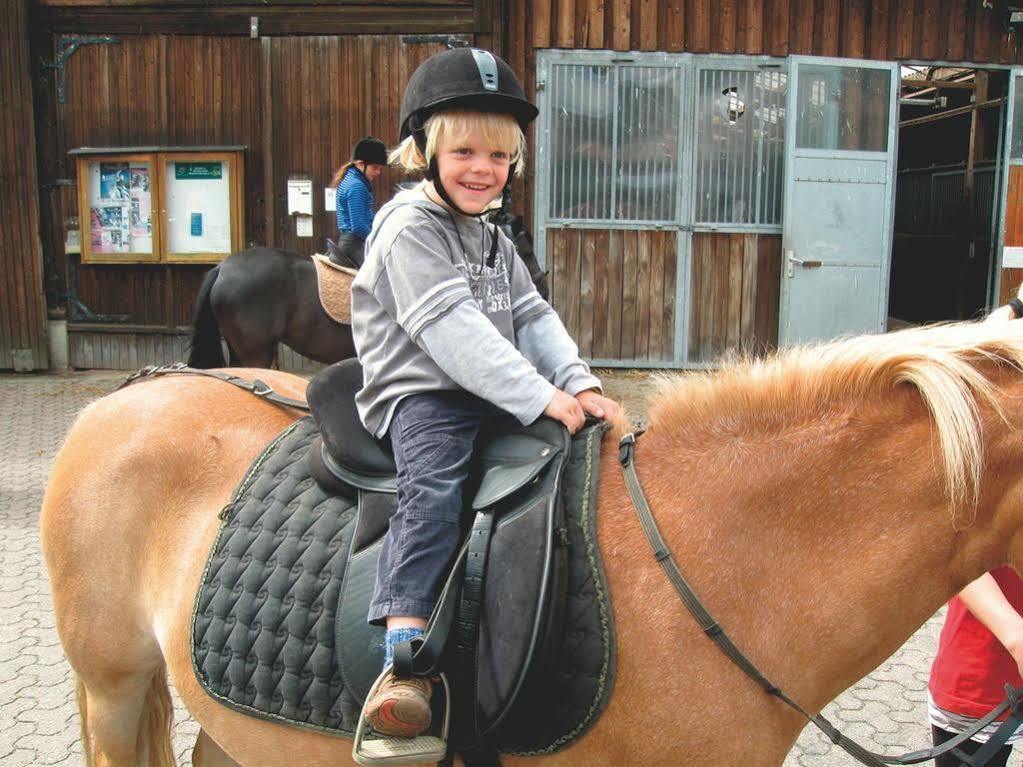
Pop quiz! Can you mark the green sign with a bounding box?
[175,162,223,180]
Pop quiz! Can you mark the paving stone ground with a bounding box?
[1,368,1019,766]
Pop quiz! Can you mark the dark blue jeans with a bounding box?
[367,391,507,625]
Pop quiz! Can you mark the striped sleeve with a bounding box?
[345,181,375,238]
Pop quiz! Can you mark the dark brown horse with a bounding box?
[187,215,547,369]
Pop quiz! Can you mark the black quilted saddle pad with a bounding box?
[191,415,616,753]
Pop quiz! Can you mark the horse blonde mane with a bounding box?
[645,321,1023,518]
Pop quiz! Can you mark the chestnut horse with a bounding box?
[41,319,1023,767]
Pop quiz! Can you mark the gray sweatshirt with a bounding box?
[351,188,601,438]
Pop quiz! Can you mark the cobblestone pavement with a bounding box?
[1,369,1019,766]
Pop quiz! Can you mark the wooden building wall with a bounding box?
[1,0,48,371]
[548,228,678,362]
[23,0,1023,369]
[689,233,780,361]
[511,0,1023,365]
[29,1,485,368]
[263,36,449,253]
[1000,165,1023,304]
[35,35,263,336]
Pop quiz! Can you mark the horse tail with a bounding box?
[187,264,226,368]
[76,677,95,767]
[75,669,175,767]
[139,667,175,767]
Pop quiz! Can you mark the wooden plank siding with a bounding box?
[547,228,676,362]
[689,233,780,362]
[0,0,48,370]
[999,165,1023,304]
[34,35,261,333]
[264,36,450,256]
[68,326,190,369]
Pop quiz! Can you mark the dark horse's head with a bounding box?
[490,210,550,302]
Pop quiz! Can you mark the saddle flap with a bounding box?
[472,419,566,510]
[476,495,555,727]
[468,421,572,737]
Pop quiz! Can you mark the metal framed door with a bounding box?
[778,56,899,346]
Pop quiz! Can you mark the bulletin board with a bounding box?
[72,147,244,264]
[162,152,244,263]
[77,154,161,263]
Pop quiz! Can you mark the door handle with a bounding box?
[786,250,823,277]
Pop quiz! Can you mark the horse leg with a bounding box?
[192,730,241,767]
[75,666,174,767]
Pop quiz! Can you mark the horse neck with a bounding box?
[604,383,1021,717]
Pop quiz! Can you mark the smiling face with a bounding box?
[431,124,512,215]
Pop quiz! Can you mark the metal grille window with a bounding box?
[694,67,787,226]
[546,62,683,223]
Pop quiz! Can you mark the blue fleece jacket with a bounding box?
[335,166,375,238]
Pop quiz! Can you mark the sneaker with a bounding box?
[364,671,433,738]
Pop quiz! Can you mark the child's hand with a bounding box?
[544,389,586,434]
[576,389,621,422]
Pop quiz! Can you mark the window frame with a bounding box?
[535,50,787,236]
[691,54,787,234]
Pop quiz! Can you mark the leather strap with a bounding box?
[1009,297,1023,320]
[119,363,311,411]
[954,689,1023,764]
[452,511,495,739]
[618,431,1023,767]
[393,540,471,678]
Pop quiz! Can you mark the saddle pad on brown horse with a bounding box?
[312,254,356,324]
[191,416,615,754]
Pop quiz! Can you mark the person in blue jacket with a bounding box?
[330,137,388,267]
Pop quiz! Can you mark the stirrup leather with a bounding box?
[352,667,451,767]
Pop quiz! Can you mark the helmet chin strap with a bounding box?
[414,127,516,220]
[425,157,487,219]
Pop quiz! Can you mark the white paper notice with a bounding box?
[1004,246,1023,269]
[325,187,336,211]
[287,178,313,215]
[296,215,313,237]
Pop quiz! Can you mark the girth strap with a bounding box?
[119,363,311,411]
[452,511,495,740]
[618,431,1023,767]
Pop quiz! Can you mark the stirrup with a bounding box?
[352,666,451,767]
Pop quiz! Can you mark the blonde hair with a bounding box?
[330,161,358,188]
[390,110,526,176]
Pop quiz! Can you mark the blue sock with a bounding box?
[384,627,424,670]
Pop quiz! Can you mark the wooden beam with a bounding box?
[39,0,466,6]
[35,5,476,35]
[900,78,975,90]
[899,96,1005,129]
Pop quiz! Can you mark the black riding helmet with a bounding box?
[399,47,538,218]
[352,136,388,166]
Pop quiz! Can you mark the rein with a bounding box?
[119,363,311,411]
[618,431,1023,767]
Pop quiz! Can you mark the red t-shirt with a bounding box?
[929,566,1023,719]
